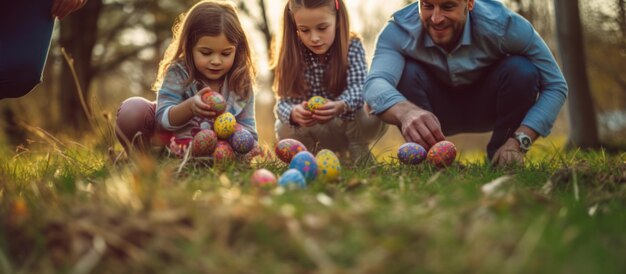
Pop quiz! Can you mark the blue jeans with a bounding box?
[397,56,540,159]
[0,1,54,99]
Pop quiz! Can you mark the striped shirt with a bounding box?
[275,38,367,126]
[155,61,257,140]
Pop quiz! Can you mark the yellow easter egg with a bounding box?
[214,112,236,139]
[315,149,341,181]
[307,96,327,111]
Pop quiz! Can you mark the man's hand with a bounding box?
[291,102,316,127]
[311,100,346,124]
[491,138,525,167]
[379,101,445,150]
[52,0,88,20]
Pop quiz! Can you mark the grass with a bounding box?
[1,136,625,274]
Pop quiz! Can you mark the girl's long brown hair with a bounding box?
[153,0,255,99]
[272,0,354,99]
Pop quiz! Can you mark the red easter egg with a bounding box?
[213,140,235,162]
[192,129,217,157]
[427,141,457,167]
[275,138,307,164]
[200,89,226,115]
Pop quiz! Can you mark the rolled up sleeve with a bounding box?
[503,16,568,136]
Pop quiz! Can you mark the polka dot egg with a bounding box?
[214,112,236,139]
[307,96,327,111]
[397,142,427,165]
[289,151,318,182]
[427,141,457,167]
[275,138,307,164]
[315,149,341,181]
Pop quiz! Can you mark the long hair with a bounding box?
[153,0,255,99]
[272,0,353,99]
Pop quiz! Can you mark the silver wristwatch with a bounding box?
[514,132,532,153]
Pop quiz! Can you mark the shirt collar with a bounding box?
[303,45,331,64]
[424,13,472,50]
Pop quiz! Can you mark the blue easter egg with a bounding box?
[397,142,427,165]
[289,151,318,182]
[228,128,255,154]
[278,169,307,188]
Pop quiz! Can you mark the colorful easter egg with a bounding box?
[397,142,427,165]
[427,141,457,167]
[278,169,307,189]
[213,140,235,162]
[192,129,217,157]
[200,89,226,115]
[214,112,236,139]
[275,138,307,164]
[228,128,255,154]
[307,96,327,111]
[289,151,318,182]
[315,149,341,181]
[250,169,277,188]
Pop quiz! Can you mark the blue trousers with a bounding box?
[397,56,540,159]
[0,0,54,99]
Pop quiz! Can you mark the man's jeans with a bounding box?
[397,56,540,159]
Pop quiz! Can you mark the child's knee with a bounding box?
[116,97,155,136]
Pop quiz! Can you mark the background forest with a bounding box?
[1,0,625,156]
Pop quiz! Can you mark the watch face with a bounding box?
[515,133,532,151]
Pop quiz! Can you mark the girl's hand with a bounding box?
[191,88,217,118]
[291,102,316,127]
[52,0,88,20]
[311,100,346,124]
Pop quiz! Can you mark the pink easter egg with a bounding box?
[250,169,277,187]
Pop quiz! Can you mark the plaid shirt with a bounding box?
[155,61,257,140]
[275,38,367,126]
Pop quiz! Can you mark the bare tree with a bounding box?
[554,0,600,149]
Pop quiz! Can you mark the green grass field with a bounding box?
[1,135,625,274]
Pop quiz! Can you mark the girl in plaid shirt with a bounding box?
[115,1,258,157]
[272,0,387,163]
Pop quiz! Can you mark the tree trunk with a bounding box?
[554,0,600,149]
[617,0,626,50]
[58,0,103,131]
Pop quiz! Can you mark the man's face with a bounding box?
[419,0,474,51]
